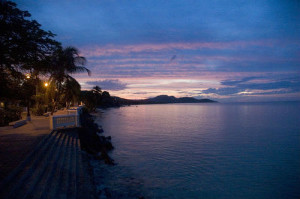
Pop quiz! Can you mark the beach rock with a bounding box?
[104,188,112,198]
[97,127,104,133]
[95,152,102,160]
[79,111,115,165]
[101,151,115,165]
[97,184,108,199]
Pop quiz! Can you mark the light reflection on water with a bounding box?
[92,103,300,199]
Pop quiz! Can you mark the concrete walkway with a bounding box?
[0,110,71,179]
[0,116,51,180]
[0,111,97,198]
[0,129,96,199]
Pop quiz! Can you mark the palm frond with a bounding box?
[68,66,91,76]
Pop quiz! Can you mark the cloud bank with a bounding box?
[17,0,300,101]
[85,79,127,91]
[202,76,300,96]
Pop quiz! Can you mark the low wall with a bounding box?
[50,114,80,130]
[68,106,83,115]
[50,106,83,130]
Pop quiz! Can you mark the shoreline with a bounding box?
[87,109,148,199]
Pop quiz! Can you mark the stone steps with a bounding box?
[30,133,68,199]
[0,129,96,199]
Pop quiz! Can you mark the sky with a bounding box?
[15,0,300,102]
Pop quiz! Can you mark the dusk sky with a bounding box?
[15,0,300,102]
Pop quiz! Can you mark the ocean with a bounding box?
[91,102,300,199]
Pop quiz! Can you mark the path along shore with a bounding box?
[0,111,97,199]
[0,114,51,180]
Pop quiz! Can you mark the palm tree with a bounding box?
[49,46,90,113]
[92,86,103,106]
[61,76,81,109]
[92,86,102,95]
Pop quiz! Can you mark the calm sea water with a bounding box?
[92,102,300,199]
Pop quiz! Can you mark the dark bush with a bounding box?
[32,105,46,116]
[0,106,23,126]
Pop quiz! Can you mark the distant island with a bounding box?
[113,95,217,106]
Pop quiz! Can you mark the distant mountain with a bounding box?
[146,95,177,103]
[144,95,216,104]
[112,95,216,106]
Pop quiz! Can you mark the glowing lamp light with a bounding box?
[26,74,30,79]
[44,82,49,87]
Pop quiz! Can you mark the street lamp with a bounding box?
[44,82,48,87]
[25,74,31,121]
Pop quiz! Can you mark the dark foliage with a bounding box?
[0,105,23,126]
[0,1,88,120]
[80,87,120,111]
[0,0,60,73]
[0,0,60,122]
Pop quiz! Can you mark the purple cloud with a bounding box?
[85,79,127,91]
[202,76,300,96]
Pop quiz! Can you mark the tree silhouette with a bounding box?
[49,46,90,113]
[0,1,59,74]
[0,1,92,121]
[0,0,59,115]
[61,76,81,108]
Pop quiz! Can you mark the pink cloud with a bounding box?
[80,40,275,57]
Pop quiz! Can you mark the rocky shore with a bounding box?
[81,109,148,199]
[79,109,115,165]
[78,109,120,199]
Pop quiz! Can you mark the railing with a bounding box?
[50,107,83,130]
[67,106,83,115]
